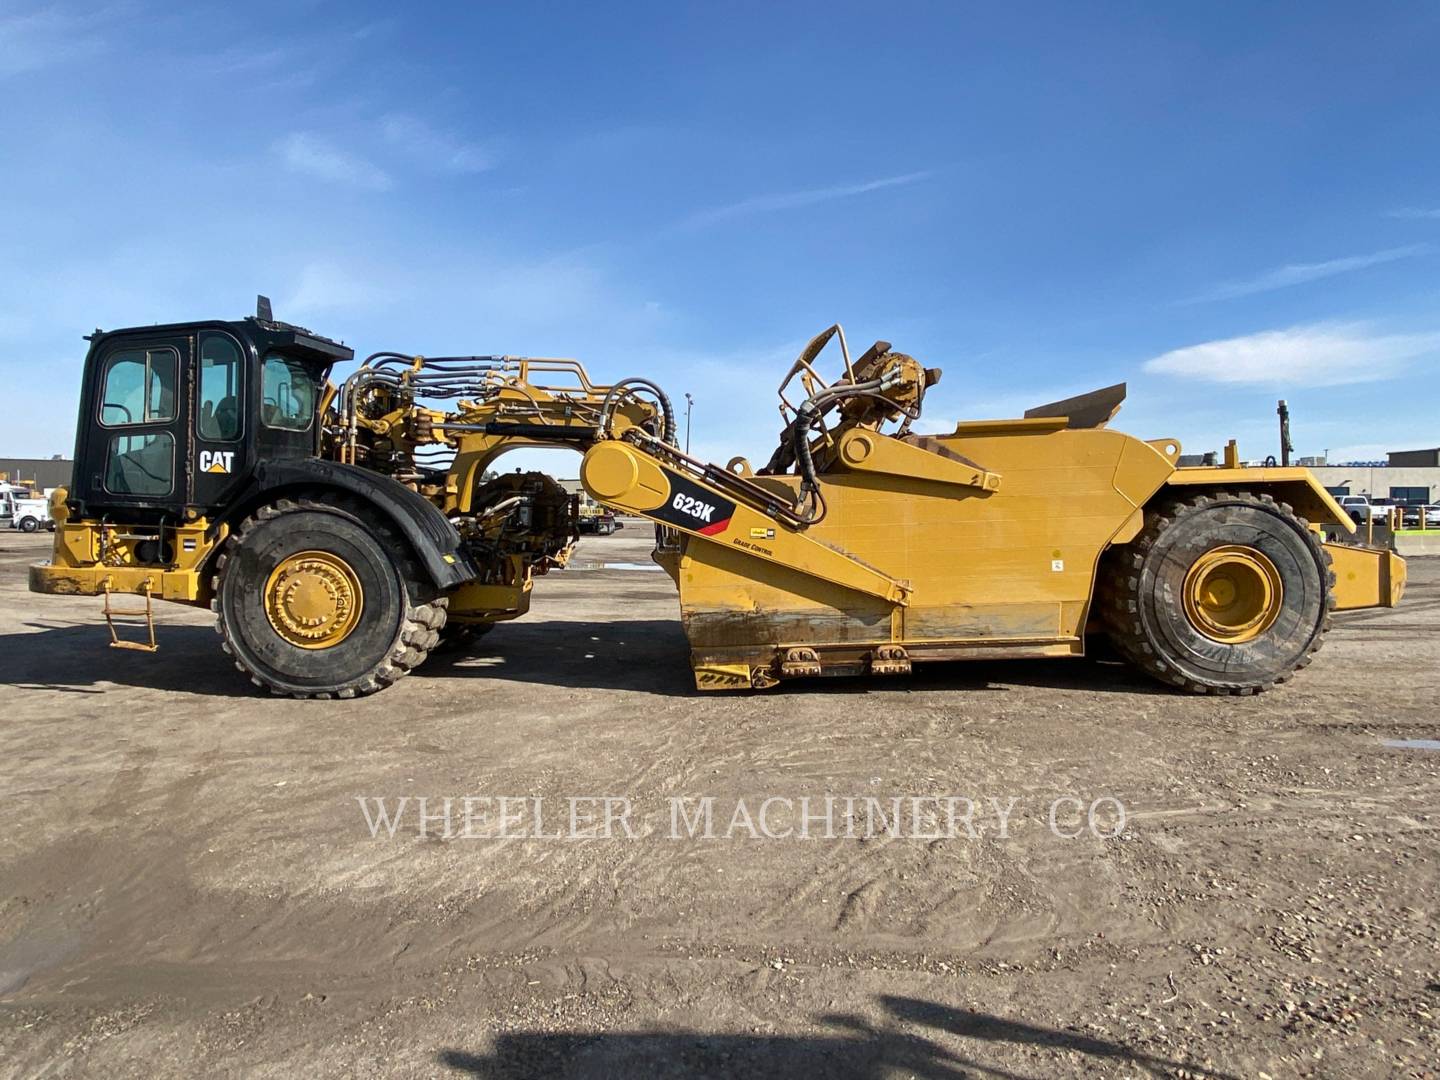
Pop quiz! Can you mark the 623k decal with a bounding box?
[651,470,736,536]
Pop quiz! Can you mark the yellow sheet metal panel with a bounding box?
[677,535,894,648]
[52,521,98,568]
[29,563,205,602]
[813,427,1170,622]
[1326,542,1406,609]
[950,417,1068,437]
[586,441,663,506]
[692,663,756,691]
[1167,466,1355,532]
[30,517,223,603]
[1112,435,1180,509]
[835,430,1001,491]
[667,425,1176,651]
[447,580,533,622]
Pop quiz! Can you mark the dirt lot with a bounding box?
[0,526,1436,1079]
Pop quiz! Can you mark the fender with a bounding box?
[1164,466,1355,532]
[245,459,478,590]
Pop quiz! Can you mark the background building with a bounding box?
[0,457,72,491]
[1179,447,1438,503]
[1385,448,1440,469]
[1309,448,1440,503]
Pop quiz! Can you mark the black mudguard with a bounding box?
[244,459,478,590]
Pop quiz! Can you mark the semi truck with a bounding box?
[1,482,53,532]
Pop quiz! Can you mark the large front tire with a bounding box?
[212,496,447,698]
[1099,492,1334,694]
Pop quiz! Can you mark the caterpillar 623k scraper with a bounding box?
[32,300,1404,697]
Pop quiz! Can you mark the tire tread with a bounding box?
[1098,490,1333,695]
[211,493,447,698]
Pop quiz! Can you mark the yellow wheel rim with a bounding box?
[1182,545,1283,644]
[264,551,364,649]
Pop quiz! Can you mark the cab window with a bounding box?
[198,334,242,441]
[261,354,315,431]
[104,431,174,496]
[101,348,177,426]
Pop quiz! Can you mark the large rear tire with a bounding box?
[212,496,447,698]
[1099,491,1334,694]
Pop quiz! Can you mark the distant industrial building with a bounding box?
[1386,447,1440,469]
[1177,447,1439,504]
[0,457,72,491]
[1310,448,1439,503]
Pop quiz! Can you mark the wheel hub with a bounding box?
[1183,545,1283,644]
[264,551,364,649]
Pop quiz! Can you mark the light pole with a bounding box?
[684,393,693,456]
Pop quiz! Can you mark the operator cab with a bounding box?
[68,297,352,521]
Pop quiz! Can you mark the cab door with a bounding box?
[77,333,192,516]
[191,329,249,510]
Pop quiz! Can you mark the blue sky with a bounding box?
[2,1,1438,471]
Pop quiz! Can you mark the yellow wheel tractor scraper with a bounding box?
[578,324,1403,692]
[32,299,1404,697]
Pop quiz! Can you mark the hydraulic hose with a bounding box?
[785,376,894,523]
[599,378,676,445]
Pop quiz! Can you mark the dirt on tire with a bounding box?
[1101,491,1335,694]
[212,494,447,699]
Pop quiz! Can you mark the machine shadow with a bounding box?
[435,995,1237,1079]
[422,619,1170,698]
[0,622,261,697]
[0,620,1168,700]
[419,619,699,696]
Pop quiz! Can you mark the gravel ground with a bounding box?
[0,526,1436,1079]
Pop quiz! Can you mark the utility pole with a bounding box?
[684,393,694,456]
[1277,399,1292,467]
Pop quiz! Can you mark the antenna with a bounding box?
[1277,399,1292,467]
[256,295,274,322]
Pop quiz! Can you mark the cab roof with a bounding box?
[87,314,354,366]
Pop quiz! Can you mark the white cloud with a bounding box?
[678,171,932,231]
[1323,444,1391,463]
[350,18,397,41]
[207,44,293,75]
[275,132,392,191]
[284,262,386,317]
[913,416,956,434]
[1182,245,1431,304]
[381,114,492,175]
[1386,208,1440,220]
[0,6,112,76]
[1143,324,1440,388]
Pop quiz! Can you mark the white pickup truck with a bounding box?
[0,483,53,532]
[1337,495,1400,524]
